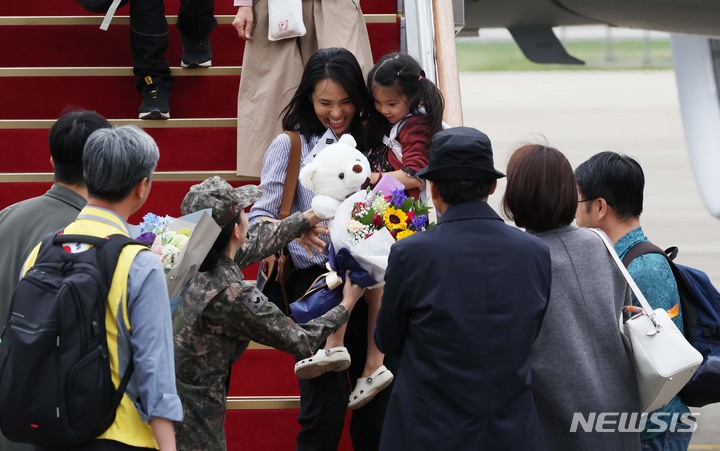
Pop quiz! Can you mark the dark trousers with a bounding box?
[129,0,216,90]
[286,266,396,451]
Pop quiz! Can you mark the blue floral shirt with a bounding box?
[615,227,689,439]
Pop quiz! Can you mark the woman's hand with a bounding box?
[233,7,254,40]
[295,225,328,257]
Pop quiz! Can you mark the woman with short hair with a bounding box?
[502,144,642,451]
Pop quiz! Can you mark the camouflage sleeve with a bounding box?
[234,212,310,269]
[233,285,350,358]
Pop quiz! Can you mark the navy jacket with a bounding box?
[375,201,551,451]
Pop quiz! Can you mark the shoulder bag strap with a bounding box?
[279,131,302,220]
[588,228,657,315]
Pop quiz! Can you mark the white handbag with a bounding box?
[267,0,306,41]
[590,228,703,413]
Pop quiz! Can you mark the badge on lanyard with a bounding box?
[303,127,339,166]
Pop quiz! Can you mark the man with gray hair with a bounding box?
[24,125,183,451]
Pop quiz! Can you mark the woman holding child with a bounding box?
[247,47,390,451]
[300,51,446,411]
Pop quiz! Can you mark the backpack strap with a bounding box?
[621,241,666,267]
[52,234,139,292]
[52,233,139,406]
[279,131,302,220]
[112,359,134,408]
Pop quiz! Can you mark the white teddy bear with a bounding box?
[299,134,371,220]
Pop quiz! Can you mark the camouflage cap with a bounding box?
[181,176,262,226]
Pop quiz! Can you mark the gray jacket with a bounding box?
[0,184,85,327]
[530,225,641,451]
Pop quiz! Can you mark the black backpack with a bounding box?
[623,242,720,407]
[0,232,140,446]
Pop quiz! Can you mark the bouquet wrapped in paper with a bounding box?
[328,174,435,287]
[132,208,221,305]
[290,175,434,323]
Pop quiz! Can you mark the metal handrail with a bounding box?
[433,0,463,126]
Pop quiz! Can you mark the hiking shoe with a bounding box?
[139,76,170,120]
[181,33,212,68]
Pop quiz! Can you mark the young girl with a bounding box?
[366,52,445,200]
[294,53,445,410]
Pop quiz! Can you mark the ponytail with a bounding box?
[367,53,445,135]
[199,214,241,272]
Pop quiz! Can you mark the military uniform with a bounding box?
[173,177,350,451]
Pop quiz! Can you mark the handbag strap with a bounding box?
[588,228,656,315]
[279,131,302,220]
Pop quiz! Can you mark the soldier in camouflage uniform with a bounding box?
[173,176,365,451]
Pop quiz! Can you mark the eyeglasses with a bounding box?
[578,198,597,203]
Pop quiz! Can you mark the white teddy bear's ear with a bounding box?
[298,164,316,191]
[338,134,357,149]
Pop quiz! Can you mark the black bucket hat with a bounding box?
[417,127,505,181]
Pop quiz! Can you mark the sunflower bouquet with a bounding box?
[346,186,433,243]
[328,175,434,286]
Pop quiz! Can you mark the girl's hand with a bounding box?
[233,7,254,40]
[295,225,328,257]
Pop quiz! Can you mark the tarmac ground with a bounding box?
[459,70,720,448]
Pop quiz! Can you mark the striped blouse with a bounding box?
[248,132,331,270]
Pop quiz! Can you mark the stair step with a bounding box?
[0,126,239,172]
[3,24,243,67]
[3,21,396,68]
[0,67,242,76]
[228,349,299,396]
[224,349,353,450]
[368,21,402,58]
[0,75,239,119]
[0,0,236,16]
[1,0,395,16]
[0,180,232,216]
[0,14,396,25]
[0,118,236,128]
